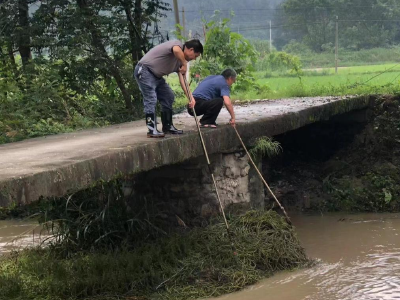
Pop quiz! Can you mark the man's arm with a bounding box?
[179,73,196,108]
[223,95,235,126]
[173,46,187,75]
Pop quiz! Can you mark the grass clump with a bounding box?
[0,211,310,300]
[250,136,282,159]
[0,201,42,220]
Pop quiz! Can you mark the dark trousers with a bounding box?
[188,97,224,125]
[134,64,174,114]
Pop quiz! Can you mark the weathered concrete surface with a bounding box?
[0,96,374,206]
[125,151,264,220]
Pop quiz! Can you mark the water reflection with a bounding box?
[208,213,400,300]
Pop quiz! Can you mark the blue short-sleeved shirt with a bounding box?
[192,75,230,101]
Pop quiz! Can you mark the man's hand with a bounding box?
[179,63,187,75]
[188,97,196,109]
[229,118,236,126]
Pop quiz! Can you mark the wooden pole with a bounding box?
[233,127,292,226]
[182,7,186,39]
[173,0,181,36]
[335,15,339,74]
[269,20,272,50]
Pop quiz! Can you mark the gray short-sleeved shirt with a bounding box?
[139,40,183,78]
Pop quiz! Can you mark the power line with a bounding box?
[362,63,400,85]
[339,19,400,22]
[228,19,400,32]
[167,9,400,18]
[349,63,400,89]
[177,5,400,13]
[390,72,400,83]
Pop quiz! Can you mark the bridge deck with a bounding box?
[0,96,372,206]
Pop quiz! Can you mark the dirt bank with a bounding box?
[265,95,400,212]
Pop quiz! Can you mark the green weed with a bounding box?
[0,211,310,300]
[250,137,282,159]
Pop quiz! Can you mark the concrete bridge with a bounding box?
[0,96,374,209]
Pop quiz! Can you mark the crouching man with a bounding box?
[134,39,203,138]
[187,69,237,127]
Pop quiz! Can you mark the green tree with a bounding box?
[192,15,257,77]
[281,0,400,51]
[0,0,170,143]
[191,15,270,95]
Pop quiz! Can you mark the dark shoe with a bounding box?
[161,109,183,134]
[146,113,165,138]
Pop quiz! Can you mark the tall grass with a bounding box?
[0,211,310,300]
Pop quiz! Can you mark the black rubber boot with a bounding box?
[146,113,165,138]
[161,109,183,134]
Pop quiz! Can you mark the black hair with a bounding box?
[221,68,237,79]
[184,39,204,54]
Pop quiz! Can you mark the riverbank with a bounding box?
[267,95,400,212]
[0,211,310,300]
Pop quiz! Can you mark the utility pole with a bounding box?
[269,20,272,51]
[335,15,339,74]
[173,0,181,37]
[179,5,189,82]
[182,7,186,39]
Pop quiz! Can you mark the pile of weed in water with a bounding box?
[0,211,310,300]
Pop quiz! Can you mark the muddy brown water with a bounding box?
[0,219,46,253]
[1,213,400,300]
[208,213,400,300]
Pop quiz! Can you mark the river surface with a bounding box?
[1,213,400,300]
[208,213,400,300]
[0,219,45,253]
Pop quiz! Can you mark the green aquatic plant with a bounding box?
[250,136,282,159]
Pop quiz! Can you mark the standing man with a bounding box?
[187,69,237,128]
[134,39,203,138]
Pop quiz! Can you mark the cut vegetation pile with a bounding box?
[0,211,310,300]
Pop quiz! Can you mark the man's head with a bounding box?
[221,68,237,86]
[183,39,203,61]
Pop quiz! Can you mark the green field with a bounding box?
[298,47,400,68]
[171,63,400,108]
[302,63,400,75]
[252,63,400,99]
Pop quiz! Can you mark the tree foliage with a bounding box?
[189,16,272,94]
[191,16,257,77]
[204,18,257,73]
[281,0,400,51]
[0,0,169,143]
[163,0,400,52]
